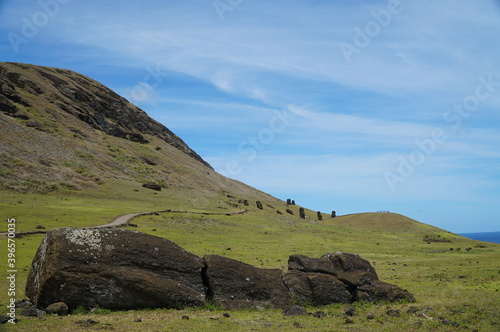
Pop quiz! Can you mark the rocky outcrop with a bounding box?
[142,183,162,191]
[356,280,416,303]
[26,228,415,312]
[203,255,291,309]
[26,228,206,310]
[288,253,379,287]
[0,62,211,169]
[284,253,414,305]
[283,271,352,305]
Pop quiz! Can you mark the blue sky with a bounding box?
[1,0,499,232]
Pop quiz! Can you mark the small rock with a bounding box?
[142,183,162,191]
[75,319,98,325]
[345,318,354,324]
[46,302,69,315]
[414,321,423,326]
[345,308,356,316]
[182,315,190,320]
[440,318,451,325]
[312,311,325,318]
[283,305,308,316]
[293,322,303,328]
[15,299,33,309]
[386,309,401,317]
[407,306,419,314]
[366,314,375,320]
[134,318,142,322]
[0,315,15,324]
[223,313,230,318]
[21,308,44,317]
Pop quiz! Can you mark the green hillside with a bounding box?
[327,212,462,239]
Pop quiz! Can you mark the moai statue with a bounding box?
[291,200,296,205]
[331,211,336,218]
[287,199,292,205]
[256,201,263,210]
[243,199,249,206]
[317,211,323,221]
[286,209,294,215]
[299,207,305,219]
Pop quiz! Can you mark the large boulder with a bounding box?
[356,280,416,303]
[283,271,352,305]
[286,253,414,304]
[26,228,206,310]
[26,228,415,311]
[288,252,379,286]
[203,255,291,309]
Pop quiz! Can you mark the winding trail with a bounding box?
[0,211,154,237]
[92,212,152,229]
[1,208,249,237]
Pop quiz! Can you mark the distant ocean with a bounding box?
[459,231,500,244]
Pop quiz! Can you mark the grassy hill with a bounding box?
[327,212,462,238]
[0,62,498,331]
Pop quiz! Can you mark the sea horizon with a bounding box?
[459,231,500,244]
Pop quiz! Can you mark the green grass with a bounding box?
[0,185,499,331]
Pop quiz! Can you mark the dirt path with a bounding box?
[0,211,154,237]
[92,212,152,228]
[0,208,246,237]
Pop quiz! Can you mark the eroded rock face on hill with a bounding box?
[0,62,211,169]
[26,228,415,311]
